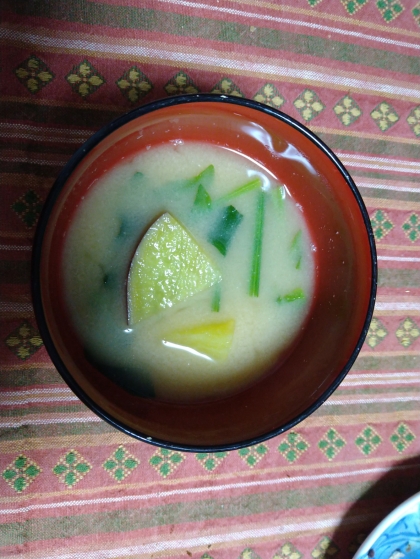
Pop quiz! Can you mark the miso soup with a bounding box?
[62,142,316,402]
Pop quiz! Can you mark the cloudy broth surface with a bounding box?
[63,142,316,402]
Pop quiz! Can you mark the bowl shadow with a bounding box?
[328,454,420,557]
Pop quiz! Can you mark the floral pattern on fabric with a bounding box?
[5,322,43,360]
[116,66,153,103]
[66,60,105,98]
[14,55,54,94]
[294,89,325,122]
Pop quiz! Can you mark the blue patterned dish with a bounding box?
[355,492,420,559]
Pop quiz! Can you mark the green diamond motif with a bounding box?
[312,537,339,559]
[278,432,309,463]
[240,548,261,559]
[15,55,55,94]
[402,213,420,242]
[366,317,388,349]
[294,89,325,122]
[238,444,268,468]
[376,0,404,22]
[2,455,41,493]
[274,542,303,559]
[334,95,362,126]
[11,189,43,228]
[164,72,199,96]
[355,426,382,456]
[211,77,243,97]
[201,554,214,559]
[371,102,399,131]
[407,105,420,137]
[196,452,227,472]
[307,0,324,5]
[103,445,139,482]
[116,66,152,103]
[370,209,394,241]
[5,321,43,360]
[340,0,369,15]
[53,450,91,487]
[66,60,105,98]
[396,317,420,348]
[390,422,416,453]
[318,428,346,460]
[413,3,420,25]
[254,84,285,109]
[149,448,185,477]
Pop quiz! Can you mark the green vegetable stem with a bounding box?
[276,288,305,303]
[208,205,244,256]
[211,284,221,312]
[169,164,215,190]
[272,185,286,212]
[216,177,262,204]
[249,191,265,297]
[188,164,215,189]
[291,230,303,269]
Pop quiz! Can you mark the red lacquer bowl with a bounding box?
[32,94,377,451]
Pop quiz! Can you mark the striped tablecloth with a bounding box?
[1,1,420,557]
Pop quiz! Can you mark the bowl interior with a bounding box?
[36,98,375,449]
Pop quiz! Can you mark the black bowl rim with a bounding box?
[32,93,378,453]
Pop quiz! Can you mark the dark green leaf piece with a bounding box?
[102,269,118,290]
[116,217,134,240]
[128,171,145,188]
[249,191,265,297]
[208,205,243,256]
[193,184,212,211]
[276,288,305,303]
